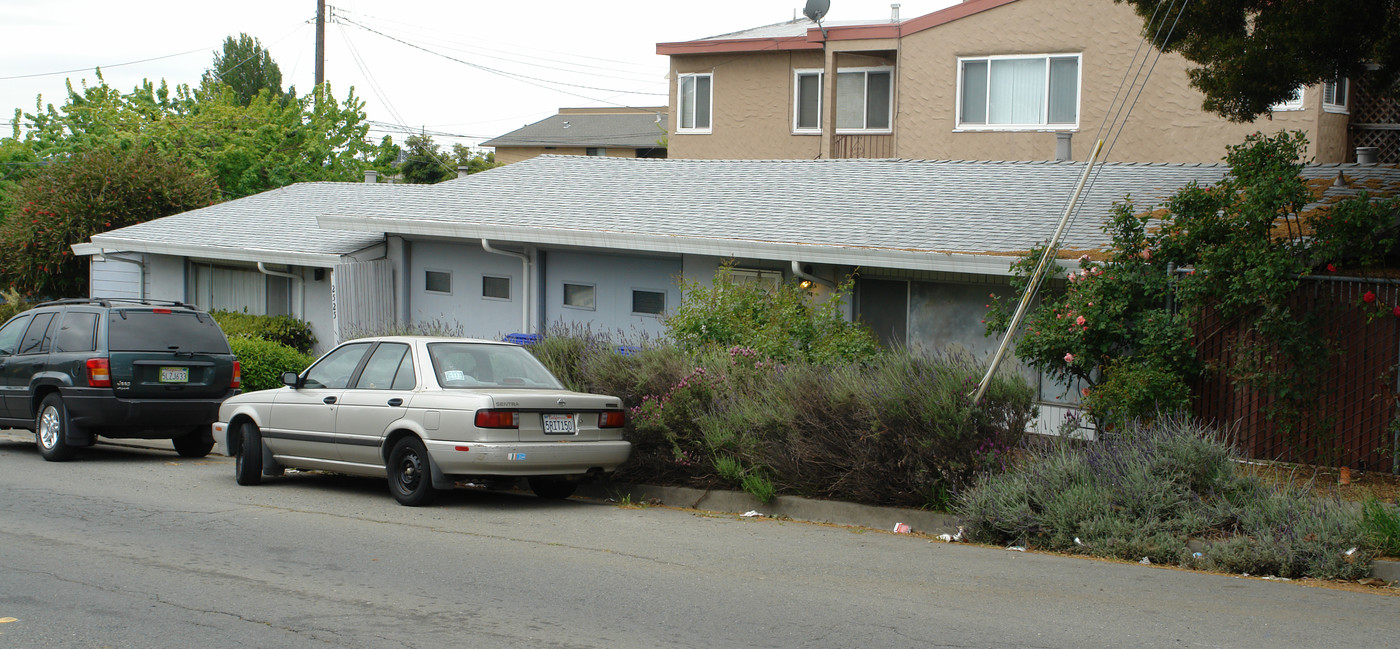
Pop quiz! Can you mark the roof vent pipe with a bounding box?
[365,170,378,184]
[457,166,470,179]
[891,3,900,21]
[1357,147,1379,165]
[1056,132,1073,161]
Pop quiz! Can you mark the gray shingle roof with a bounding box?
[323,156,1400,273]
[482,112,669,149]
[88,182,416,266]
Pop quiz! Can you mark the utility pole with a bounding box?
[314,0,326,89]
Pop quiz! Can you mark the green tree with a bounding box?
[0,146,218,297]
[200,33,285,107]
[450,143,500,175]
[1116,0,1400,121]
[399,134,454,184]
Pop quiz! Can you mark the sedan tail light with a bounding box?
[86,358,111,388]
[475,409,520,429]
[231,360,241,389]
[598,410,626,428]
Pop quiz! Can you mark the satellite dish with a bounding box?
[803,0,830,23]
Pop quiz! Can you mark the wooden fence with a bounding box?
[1190,277,1400,472]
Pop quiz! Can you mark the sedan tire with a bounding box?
[388,437,439,506]
[234,422,263,486]
[36,394,78,462]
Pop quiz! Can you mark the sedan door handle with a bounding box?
[323,396,338,404]
[387,398,403,407]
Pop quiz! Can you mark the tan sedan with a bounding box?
[213,336,630,506]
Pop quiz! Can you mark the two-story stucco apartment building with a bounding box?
[657,0,1362,163]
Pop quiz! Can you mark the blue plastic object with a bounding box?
[504,333,541,346]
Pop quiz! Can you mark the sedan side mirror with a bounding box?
[281,371,302,388]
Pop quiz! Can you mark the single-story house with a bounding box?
[76,155,1400,433]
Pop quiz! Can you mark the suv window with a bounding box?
[55,312,99,353]
[108,310,231,353]
[0,315,33,355]
[19,312,57,355]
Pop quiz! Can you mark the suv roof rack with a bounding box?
[37,297,198,310]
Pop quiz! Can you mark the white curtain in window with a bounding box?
[680,76,696,129]
[988,59,1045,125]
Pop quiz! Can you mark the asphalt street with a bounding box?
[0,429,1396,649]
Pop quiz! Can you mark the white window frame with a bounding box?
[482,274,512,302]
[729,268,783,290]
[834,66,894,134]
[424,268,452,295]
[955,53,1082,131]
[677,72,713,134]
[630,288,667,317]
[1323,78,1349,114]
[1271,86,1306,112]
[792,69,824,135]
[562,282,596,311]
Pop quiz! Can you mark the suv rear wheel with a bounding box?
[36,394,78,462]
[172,426,215,458]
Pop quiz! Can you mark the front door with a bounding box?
[265,341,373,463]
[0,314,34,419]
[334,342,416,467]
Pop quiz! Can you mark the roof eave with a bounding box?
[79,236,351,268]
[319,214,1029,276]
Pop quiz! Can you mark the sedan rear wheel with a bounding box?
[36,394,77,462]
[528,477,578,500]
[387,437,439,506]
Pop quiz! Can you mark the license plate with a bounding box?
[159,367,189,383]
[543,413,576,434]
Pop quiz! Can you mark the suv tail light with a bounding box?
[599,410,626,428]
[86,358,111,388]
[474,409,519,429]
[230,360,241,389]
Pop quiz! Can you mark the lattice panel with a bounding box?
[1352,128,1400,163]
[1351,77,1400,125]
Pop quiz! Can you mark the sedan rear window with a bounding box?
[429,343,563,389]
[108,310,231,353]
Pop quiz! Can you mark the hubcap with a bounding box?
[398,452,422,491]
[38,406,60,449]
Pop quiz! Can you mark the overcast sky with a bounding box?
[1,0,958,149]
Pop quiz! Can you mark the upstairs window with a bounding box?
[958,54,1080,130]
[1271,87,1305,112]
[678,73,712,133]
[794,70,823,133]
[1323,78,1349,113]
[836,68,893,132]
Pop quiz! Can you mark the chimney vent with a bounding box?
[891,3,900,21]
[457,166,470,179]
[1055,132,1073,161]
[1356,146,1379,165]
[365,170,378,184]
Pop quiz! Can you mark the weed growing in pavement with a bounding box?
[955,415,1375,580]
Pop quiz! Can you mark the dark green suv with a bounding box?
[0,298,240,461]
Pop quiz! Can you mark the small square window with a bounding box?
[425,270,451,294]
[563,283,595,310]
[586,147,607,156]
[483,275,511,300]
[632,290,665,315]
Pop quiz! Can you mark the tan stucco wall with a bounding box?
[491,146,644,165]
[668,0,1348,163]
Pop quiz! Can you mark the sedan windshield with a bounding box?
[427,343,564,390]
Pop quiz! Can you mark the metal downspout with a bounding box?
[95,253,146,300]
[257,262,304,319]
[791,261,834,289]
[482,240,531,334]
